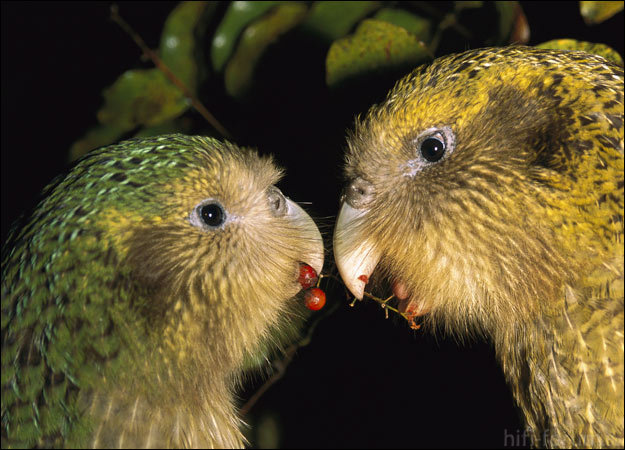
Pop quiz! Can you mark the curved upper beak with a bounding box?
[287,199,324,276]
[333,201,380,299]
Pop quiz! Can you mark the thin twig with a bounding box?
[239,273,342,415]
[239,345,297,416]
[410,3,473,56]
[110,4,231,138]
[361,291,421,330]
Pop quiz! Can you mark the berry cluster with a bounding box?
[298,263,326,311]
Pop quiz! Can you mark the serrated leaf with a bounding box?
[302,1,381,43]
[97,69,189,129]
[536,39,623,66]
[326,19,430,88]
[373,8,431,41]
[580,1,624,24]
[224,2,308,99]
[211,1,282,72]
[160,1,215,94]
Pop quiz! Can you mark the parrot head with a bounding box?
[333,46,624,336]
[99,134,325,370]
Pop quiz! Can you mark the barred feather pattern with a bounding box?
[337,46,624,448]
[2,135,323,448]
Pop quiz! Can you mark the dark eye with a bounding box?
[190,200,227,230]
[420,137,446,162]
[200,203,225,227]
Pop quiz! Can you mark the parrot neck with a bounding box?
[66,292,250,448]
[77,357,246,448]
[495,282,624,449]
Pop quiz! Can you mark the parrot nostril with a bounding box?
[267,186,288,217]
[344,177,375,209]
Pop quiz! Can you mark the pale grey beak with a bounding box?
[333,201,380,299]
[287,199,324,276]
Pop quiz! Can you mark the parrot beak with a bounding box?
[287,199,324,276]
[333,201,381,300]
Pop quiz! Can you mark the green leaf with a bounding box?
[326,19,430,88]
[536,39,624,66]
[255,411,282,449]
[70,3,212,160]
[454,1,484,11]
[373,8,431,41]
[211,1,282,72]
[70,69,189,160]
[580,1,624,24]
[494,1,519,44]
[68,124,125,161]
[224,2,308,99]
[302,1,381,43]
[160,1,215,94]
[97,69,188,129]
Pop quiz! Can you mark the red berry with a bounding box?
[304,287,326,311]
[298,263,319,289]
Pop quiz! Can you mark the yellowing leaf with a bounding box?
[326,19,430,88]
[97,69,188,129]
[69,69,190,161]
[580,1,624,24]
[373,8,431,41]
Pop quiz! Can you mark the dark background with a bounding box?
[2,2,623,448]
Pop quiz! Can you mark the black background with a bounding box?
[2,2,623,448]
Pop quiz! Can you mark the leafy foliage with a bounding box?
[69,1,538,158]
[69,1,622,162]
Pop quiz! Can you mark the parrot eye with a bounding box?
[267,186,288,217]
[200,204,225,227]
[420,137,446,162]
[190,200,227,230]
[413,127,455,165]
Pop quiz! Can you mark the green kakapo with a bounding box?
[2,134,323,448]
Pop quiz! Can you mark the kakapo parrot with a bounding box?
[333,47,623,448]
[1,134,324,448]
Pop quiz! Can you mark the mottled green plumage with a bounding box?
[334,47,623,447]
[2,134,323,447]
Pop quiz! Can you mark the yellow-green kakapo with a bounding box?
[1,134,324,448]
[334,46,623,448]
